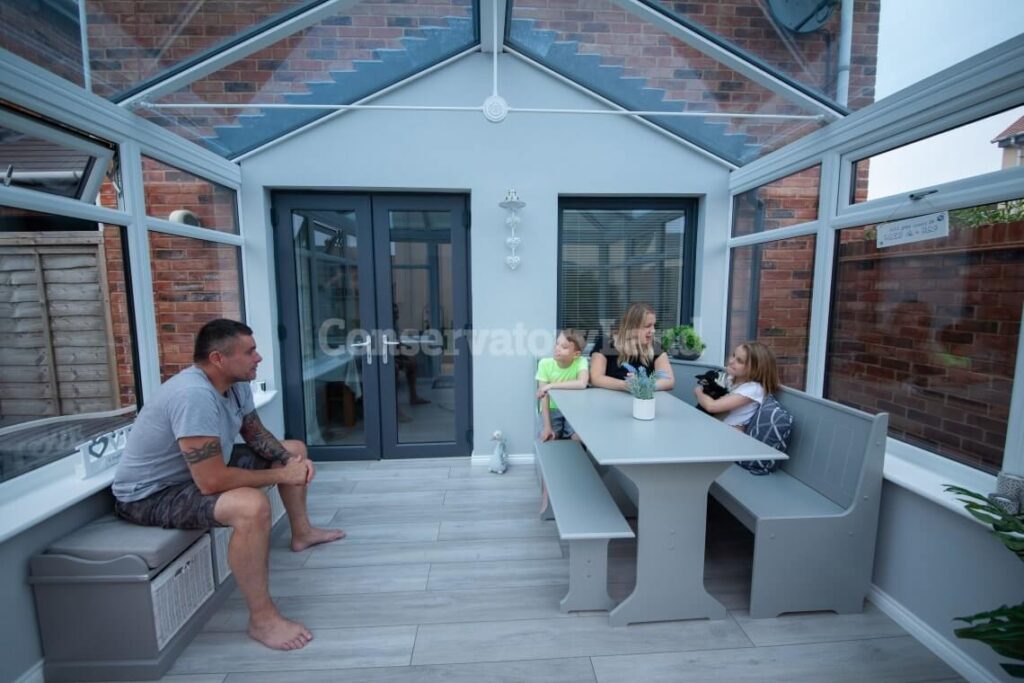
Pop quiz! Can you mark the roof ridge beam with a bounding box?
[480,0,508,54]
[118,0,363,109]
[605,0,845,121]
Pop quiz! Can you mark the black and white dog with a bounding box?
[694,369,729,414]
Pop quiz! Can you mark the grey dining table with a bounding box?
[548,388,785,626]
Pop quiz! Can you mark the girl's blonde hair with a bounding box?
[613,302,656,368]
[738,341,780,395]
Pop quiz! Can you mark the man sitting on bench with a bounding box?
[112,318,345,651]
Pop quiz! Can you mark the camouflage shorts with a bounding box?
[114,446,270,530]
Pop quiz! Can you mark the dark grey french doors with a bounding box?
[272,192,471,460]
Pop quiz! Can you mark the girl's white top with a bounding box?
[722,381,765,427]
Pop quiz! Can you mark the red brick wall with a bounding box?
[513,0,878,156]
[728,236,815,389]
[733,164,820,236]
[149,234,244,381]
[87,0,474,142]
[0,1,84,87]
[142,157,238,232]
[827,213,1024,472]
[656,0,879,109]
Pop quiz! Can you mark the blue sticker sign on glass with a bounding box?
[876,211,949,248]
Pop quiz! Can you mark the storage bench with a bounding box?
[29,514,234,682]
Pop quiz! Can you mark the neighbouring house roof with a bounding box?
[992,115,1024,145]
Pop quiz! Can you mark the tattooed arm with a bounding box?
[180,436,305,495]
[239,411,291,464]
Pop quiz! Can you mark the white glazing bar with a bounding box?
[0,50,240,189]
[78,0,92,92]
[493,0,499,96]
[607,0,844,120]
[119,141,162,399]
[145,216,245,246]
[0,185,128,225]
[804,152,842,397]
[119,0,363,108]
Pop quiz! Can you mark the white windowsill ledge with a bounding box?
[0,390,278,544]
[882,439,997,527]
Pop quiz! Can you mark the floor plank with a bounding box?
[411,615,753,665]
[222,657,597,683]
[591,635,962,682]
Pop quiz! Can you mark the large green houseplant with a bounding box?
[944,485,1024,678]
[660,324,705,360]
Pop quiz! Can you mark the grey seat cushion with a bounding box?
[46,514,206,571]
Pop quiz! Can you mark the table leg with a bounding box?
[609,461,730,626]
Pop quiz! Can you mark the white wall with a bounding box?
[873,483,1024,682]
[239,53,732,455]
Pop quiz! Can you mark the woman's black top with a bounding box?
[591,335,663,381]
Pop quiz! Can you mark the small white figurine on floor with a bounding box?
[489,429,508,474]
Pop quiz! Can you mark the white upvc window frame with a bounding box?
[724,34,1024,516]
[0,106,114,203]
[0,49,247,541]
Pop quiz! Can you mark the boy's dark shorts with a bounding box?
[548,409,576,439]
[114,446,271,530]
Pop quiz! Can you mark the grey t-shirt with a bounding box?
[113,366,255,502]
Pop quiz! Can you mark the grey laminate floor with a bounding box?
[158,458,961,683]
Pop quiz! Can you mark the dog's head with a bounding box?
[695,370,719,386]
[695,370,729,398]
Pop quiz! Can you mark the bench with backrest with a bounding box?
[534,438,635,611]
[709,386,888,618]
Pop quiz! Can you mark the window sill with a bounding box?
[0,390,279,545]
[883,439,997,527]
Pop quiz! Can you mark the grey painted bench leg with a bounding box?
[561,538,613,612]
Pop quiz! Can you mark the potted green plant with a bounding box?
[622,364,668,420]
[661,324,705,360]
[944,484,1024,678]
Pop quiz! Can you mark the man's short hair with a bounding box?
[194,319,253,363]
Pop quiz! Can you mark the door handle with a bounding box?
[381,335,401,365]
[350,336,372,365]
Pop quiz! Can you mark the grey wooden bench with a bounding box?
[535,439,635,612]
[710,386,888,618]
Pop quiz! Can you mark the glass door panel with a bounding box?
[274,195,380,460]
[373,196,470,458]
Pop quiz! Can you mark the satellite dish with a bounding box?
[766,0,836,33]
[169,209,202,227]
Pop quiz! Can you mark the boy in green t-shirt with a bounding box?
[536,329,589,442]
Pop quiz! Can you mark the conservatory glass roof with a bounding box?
[0,0,1018,165]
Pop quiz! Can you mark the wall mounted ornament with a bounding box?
[499,188,524,270]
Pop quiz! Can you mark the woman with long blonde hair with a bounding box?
[590,302,675,392]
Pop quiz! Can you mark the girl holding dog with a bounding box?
[695,341,780,431]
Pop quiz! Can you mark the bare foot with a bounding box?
[291,527,346,552]
[248,614,313,651]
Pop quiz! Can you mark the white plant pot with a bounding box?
[632,397,655,420]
